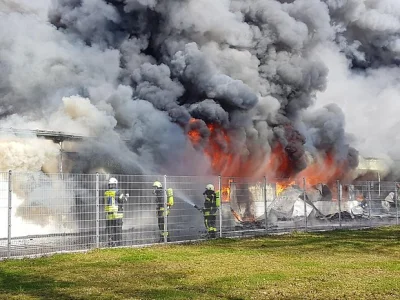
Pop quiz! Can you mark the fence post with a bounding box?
[378,172,381,197]
[7,170,12,259]
[303,178,307,232]
[264,176,268,234]
[218,175,222,238]
[95,173,100,248]
[367,182,372,227]
[337,180,342,228]
[395,182,399,226]
[163,175,168,243]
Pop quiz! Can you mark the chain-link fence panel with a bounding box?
[220,177,269,237]
[303,181,340,231]
[267,179,356,232]
[268,179,301,232]
[8,172,97,258]
[344,181,374,228]
[1,171,399,259]
[0,172,10,258]
[337,181,397,229]
[98,174,163,247]
[267,178,316,233]
[166,175,219,241]
[361,181,398,227]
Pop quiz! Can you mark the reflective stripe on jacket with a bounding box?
[104,189,124,220]
[203,190,218,216]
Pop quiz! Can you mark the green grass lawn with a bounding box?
[0,227,399,300]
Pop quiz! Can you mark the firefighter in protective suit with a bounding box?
[153,181,174,242]
[104,178,127,247]
[202,184,220,238]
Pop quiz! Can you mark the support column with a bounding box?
[264,176,268,234]
[96,173,100,248]
[337,180,342,228]
[218,175,222,238]
[163,175,168,243]
[303,178,307,232]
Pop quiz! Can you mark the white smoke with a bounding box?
[0,136,59,172]
[315,0,400,171]
[0,178,76,239]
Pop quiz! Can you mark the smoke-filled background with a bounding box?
[0,0,399,180]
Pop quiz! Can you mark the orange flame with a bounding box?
[188,118,202,145]
[221,179,233,202]
[188,130,201,145]
[187,118,348,192]
[276,180,296,195]
[296,153,346,189]
[221,186,230,202]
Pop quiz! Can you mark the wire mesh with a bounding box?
[302,181,341,231]
[267,178,307,232]
[8,172,97,257]
[0,171,398,259]
[220,177,269,237]
[0,172,9,258]
[357,181,398,226]
[98,174,163,247]
[166,175,219,241]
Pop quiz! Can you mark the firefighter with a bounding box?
[152,181,174,242]
[104,177,127,247]
[202,184,220,238]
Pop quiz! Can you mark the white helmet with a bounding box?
[153,181,162,188]
[206,184,214,191]
[109,178,118,185]
[108,177,118,188]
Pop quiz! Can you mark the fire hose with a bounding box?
[193,204,203,212]
[194,203,243,223]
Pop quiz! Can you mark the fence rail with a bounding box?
[0,171,398,259]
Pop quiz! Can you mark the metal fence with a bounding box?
[0,171,399,259]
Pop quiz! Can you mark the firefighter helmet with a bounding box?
[153,181,162,188]
[108,177,118,188]
[109,178,118,185]
[206,184,214,191]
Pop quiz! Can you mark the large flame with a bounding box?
[187,118,348,195]
[188,118,296,178]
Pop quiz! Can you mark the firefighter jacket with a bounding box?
[104,188,127,220]
[203,190,219,216]
[153,187,174,212]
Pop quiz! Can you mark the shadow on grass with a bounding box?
[0,269,77,300]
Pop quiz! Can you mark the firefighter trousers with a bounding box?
[106,219,123,246]
[204,215,217,238]
[157,209,170,241]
